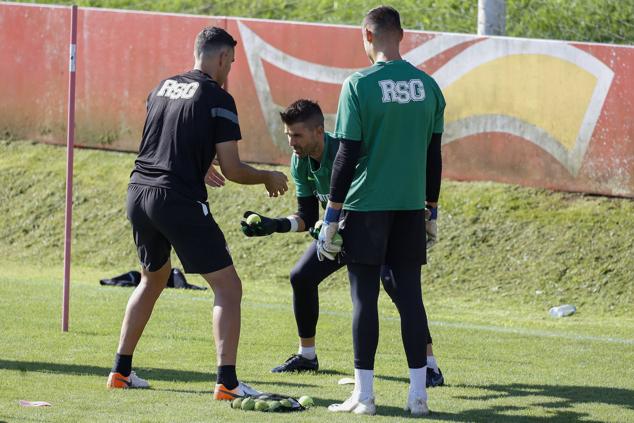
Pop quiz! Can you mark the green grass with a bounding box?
[0,139,633,421]
[1,261,633,422]
[1,139,632,315]
[20,0,634,45]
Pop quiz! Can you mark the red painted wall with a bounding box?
[1,3,633,197]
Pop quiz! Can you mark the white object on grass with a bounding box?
[19,400,51,407]
[549,304,576,318]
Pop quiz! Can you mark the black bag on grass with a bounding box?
[100,268,206,290]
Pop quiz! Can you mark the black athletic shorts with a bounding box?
[126,183,233,274]
[339,209,427,266]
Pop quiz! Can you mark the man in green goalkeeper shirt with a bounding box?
[240,99,443,391]
[315,6,446,415]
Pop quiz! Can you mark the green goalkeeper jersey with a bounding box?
[290,132,340,207]
[333,59,445,211]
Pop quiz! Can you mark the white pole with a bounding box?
[478,0,506,36]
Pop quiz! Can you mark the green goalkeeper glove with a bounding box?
[308,220,323,240]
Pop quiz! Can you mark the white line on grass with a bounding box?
[428,320,634,345]
[243,300,634,346]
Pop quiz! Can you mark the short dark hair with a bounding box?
[194,26,237,58]
[364,5,402,36]
[280,99,324,128]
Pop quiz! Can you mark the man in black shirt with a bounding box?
[107,27,288,400]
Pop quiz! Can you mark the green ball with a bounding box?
[267,401,281,412]
[241,397,256,411]
[246,214,261,225]
[255,400,269,412]
[231,397,243,409]
[298,395,314,407]
[279,398,292,408]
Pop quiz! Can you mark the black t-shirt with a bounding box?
[130,69,241,201]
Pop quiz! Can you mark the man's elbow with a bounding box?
[220,164,241,182]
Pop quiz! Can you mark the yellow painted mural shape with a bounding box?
[444,54,597,152]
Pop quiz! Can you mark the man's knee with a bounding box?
[380,266,398,303]
[218,281,242,304]
[290,265,310,290]
[215,277,242,303]
[203,266,242,303]
[140,261,172,290]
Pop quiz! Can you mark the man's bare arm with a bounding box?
[216,141,288,197]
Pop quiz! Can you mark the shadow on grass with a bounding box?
[311,369,348,377]
[315,382,634,422]
[149,388,212,395]
[425,407,604,422]
[452,383,634,411]
[375,373,409,383]
[443,383,634,422]
[4,360,632,421]
[0,359,213,382]
[0,359,321,390]
[152,379,320,396]
[313,396,424,419]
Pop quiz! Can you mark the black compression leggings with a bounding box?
[290,242,344,338]
[348,262,429,370]
[381,266,433,345]
[290,242,432,355]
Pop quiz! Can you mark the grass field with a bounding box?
[1,140,633,422]
[1,266,633,422]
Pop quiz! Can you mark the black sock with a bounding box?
[112,353,132,377]
[217,365,238,390]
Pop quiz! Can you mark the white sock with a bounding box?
[298,345,316,360]
[409,367,428,400]
[354,369,374,400]
[427,355,439,373]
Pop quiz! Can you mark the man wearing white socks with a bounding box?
[317,5,445,416]
[241,100,445,389]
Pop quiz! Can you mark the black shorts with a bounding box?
[126,183,233,274]
[339,209,427,266]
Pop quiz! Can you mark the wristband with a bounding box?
[324,207,341,223]
[287,216,300,232]
[428,207,438,220]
